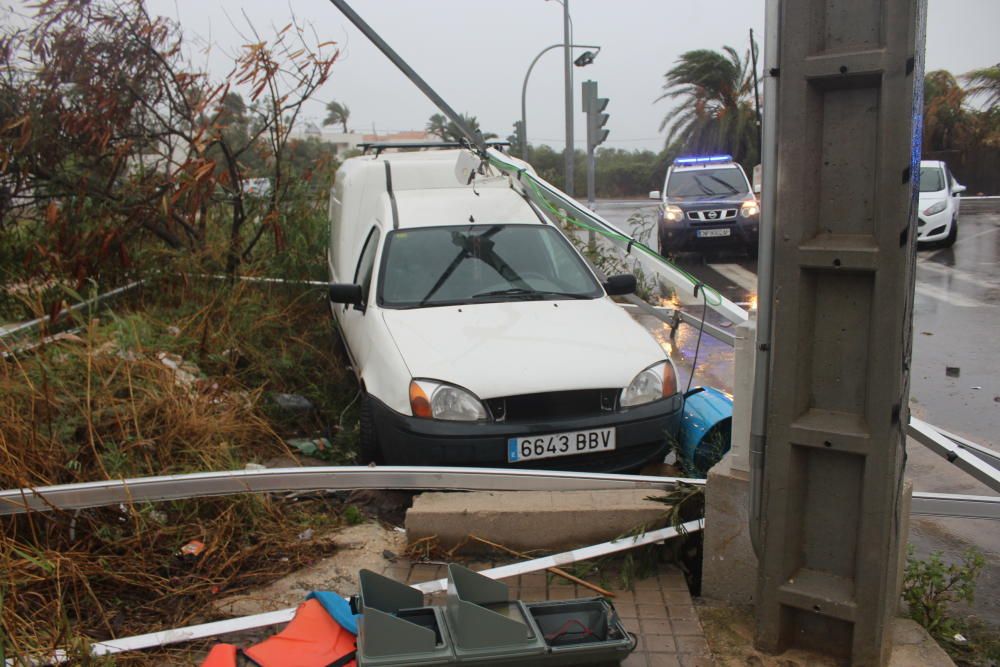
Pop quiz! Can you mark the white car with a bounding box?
[327,147,683,472]
[918,159,965,246]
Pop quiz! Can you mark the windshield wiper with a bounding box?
[471,288,591,300]
[472,287,544,299]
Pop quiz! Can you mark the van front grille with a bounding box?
[486,389,619,423]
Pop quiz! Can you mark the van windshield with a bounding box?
[666,168,749,197]
[919,166,945,192]
[379,225,603,308]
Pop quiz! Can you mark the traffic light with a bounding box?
[582,80,609,151]
[511,120,525,156]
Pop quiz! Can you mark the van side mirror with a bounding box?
[603,274,637,296]
[648,190,661,200]
[329,283,363,305]
[953,183,966,195]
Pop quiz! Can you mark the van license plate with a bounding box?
[697,228,731,238]
[507,428,616,463]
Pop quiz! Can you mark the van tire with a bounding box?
[358,393,382,464]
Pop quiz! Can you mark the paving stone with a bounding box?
[622,652,648,667]
[663,590,692,605]
[657,572,689,591]
[519,572,547,588]
[622,616,642,635]
[667,604,698,620]
[615,601,639,619]
[547,585,577,600]
[634,576,662,590]
[669,619,703,636]
[638,603,670,619]
[675,635,711,656]
[518,587,547,602]
[640,619,672,635]
[635,588,665,605]
[679,656,714,667]
[648,654,683,667]
[644,634,677,653]
[614,590,636,605]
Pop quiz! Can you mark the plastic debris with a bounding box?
[179,540,206,557]
[297,528,314,541]
[945,366,960,378]
[952,633,968,645]
[270,392,314,413]
[287,437,330,456]
[244,462,267,471]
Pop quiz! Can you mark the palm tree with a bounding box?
[923,70,967,151]
[963,63,1000,109]
[656,44,760,169]
[323,101,350,132]
[426,112,497,143]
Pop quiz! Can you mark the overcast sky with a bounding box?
[133,1,998,151]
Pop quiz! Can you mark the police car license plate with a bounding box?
[697,228,731,238]
[507,428,616,463]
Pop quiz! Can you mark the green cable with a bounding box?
[487,154,724,306]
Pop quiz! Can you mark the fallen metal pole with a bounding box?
[908,418,1000,493]
[3,467,996,520]
[618,300,736,346]
[9,520,703,664]
[0,467,701,516]
[0,280,143,342]
[932,424,1000,469]
[910,492,1000,520]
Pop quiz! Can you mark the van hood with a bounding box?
[380,299,667,399]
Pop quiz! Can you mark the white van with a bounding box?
[327,147,683,472]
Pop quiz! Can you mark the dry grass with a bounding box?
[0,276,357,663]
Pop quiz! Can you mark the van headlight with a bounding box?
[923,201,947,216]
[409,380,487,421]
[620,360,678,408]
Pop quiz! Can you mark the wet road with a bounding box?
[595,199,1000,627]
[595,198,1000,447]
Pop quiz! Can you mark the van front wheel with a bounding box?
[358,393,382,464]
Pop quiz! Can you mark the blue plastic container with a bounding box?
[678,387,733,476]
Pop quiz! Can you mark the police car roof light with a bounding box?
[674,155,733,165]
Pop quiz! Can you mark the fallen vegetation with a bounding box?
[0,278,365,662]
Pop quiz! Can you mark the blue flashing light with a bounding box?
[675,155,733,165]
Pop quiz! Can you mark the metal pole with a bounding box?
[748,0,780,558]
[562,0,574,194]
[521,43,600,161]
[326,0,484,152]
[749,28,763,160]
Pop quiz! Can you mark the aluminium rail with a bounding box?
[1,466,996,521]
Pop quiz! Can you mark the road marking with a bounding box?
[708,263,758,292]
[914,283,985,308]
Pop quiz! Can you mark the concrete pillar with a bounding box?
[701,317,758,603]
[754,0,925,664]
[730,318,756,474]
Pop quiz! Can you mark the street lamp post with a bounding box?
[520,44,599,161]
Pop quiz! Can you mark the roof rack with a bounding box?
[359,140,510,157]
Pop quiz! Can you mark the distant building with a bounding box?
[289,125,442,156]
